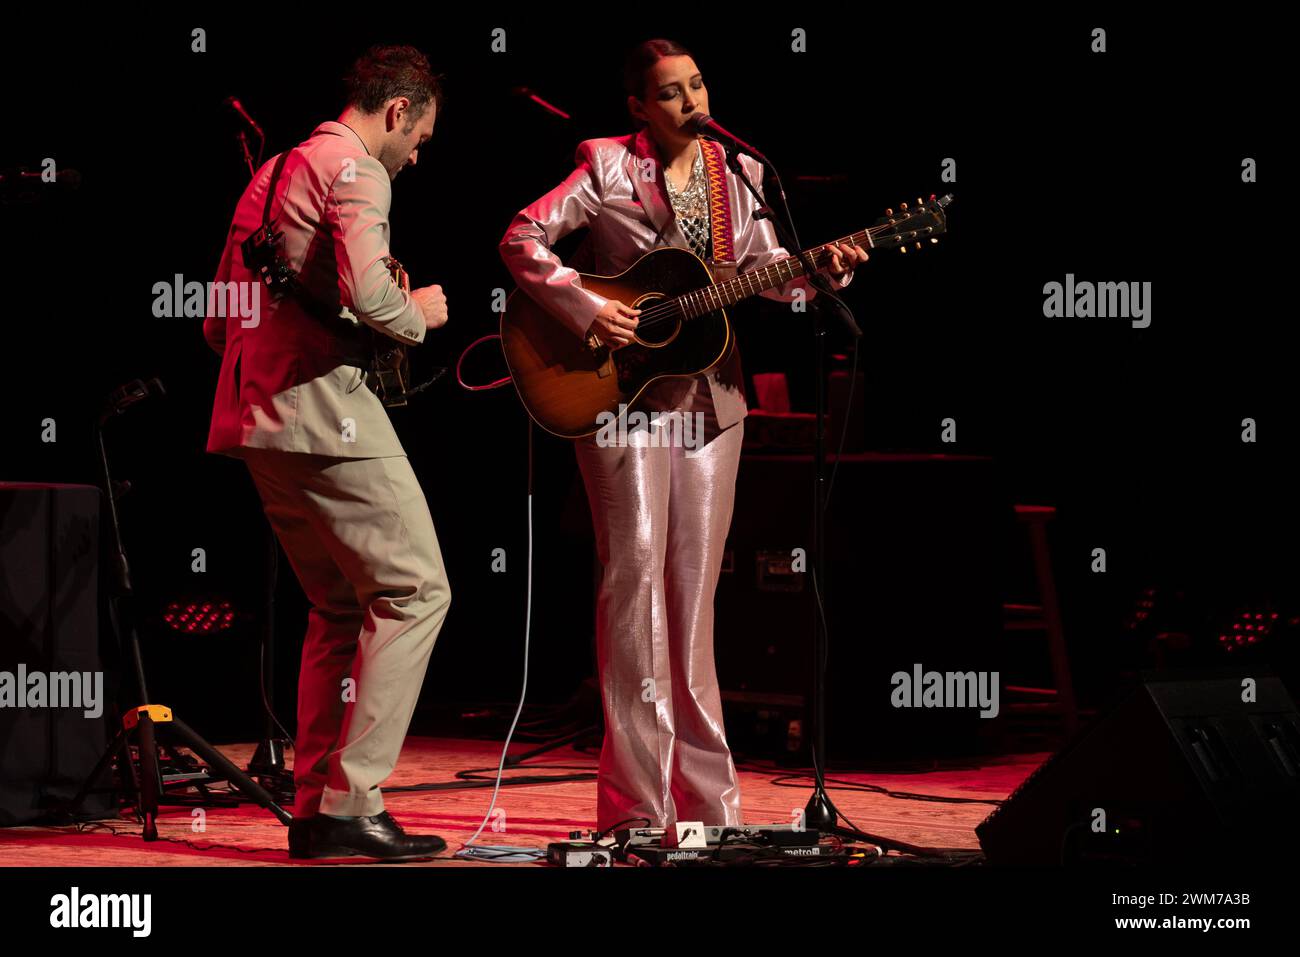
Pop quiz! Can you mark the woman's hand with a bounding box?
[589,300,641,349]
[825,241,869,277]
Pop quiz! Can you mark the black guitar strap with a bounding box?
[250,147,368,360]
[248,148,335,322]
[262,149,289,233]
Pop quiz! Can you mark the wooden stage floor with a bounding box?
[0,737,1046,866]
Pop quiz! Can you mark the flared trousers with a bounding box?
[573,382,744,832]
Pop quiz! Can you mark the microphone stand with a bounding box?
[229,117,295,799]
[62,382,292,837]
[724,150,906,851]
[236,130,256,179]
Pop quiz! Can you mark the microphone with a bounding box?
[0,167,83,205]
[510,86,571,120]
[223,96,264,138]
[686,114,768,165]
[0,168,82,187]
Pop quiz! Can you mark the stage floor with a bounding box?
[0,737,1046,866]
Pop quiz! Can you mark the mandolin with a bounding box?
[367,256,414,407]
[500,194,952,437]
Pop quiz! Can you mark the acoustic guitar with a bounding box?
[500,194,951,437]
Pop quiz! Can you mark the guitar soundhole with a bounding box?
[632,293,679,347]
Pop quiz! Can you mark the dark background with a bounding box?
[4,11,1293,745]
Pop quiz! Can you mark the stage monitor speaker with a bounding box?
[0,483,115,825]
[976,671,1300,865]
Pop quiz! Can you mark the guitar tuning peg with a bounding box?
[915,241,922,250]
[917,197,924,206]
[930,237,939,244]
[900,245,908,254]
[885,208,893,217]
[900,201,908,210]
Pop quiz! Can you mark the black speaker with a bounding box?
[976,671,1300,865]
[0,483,115,825]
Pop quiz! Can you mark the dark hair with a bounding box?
[344,45,443,121]
[622,38,694,101]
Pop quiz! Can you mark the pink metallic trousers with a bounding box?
[573,380,744,832]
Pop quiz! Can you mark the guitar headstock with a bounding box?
[871,193,952,253]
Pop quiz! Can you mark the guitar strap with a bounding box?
[254,144,398,375]
[699,137,736,268]
[700,138,741,370]
[255,148,349,331]
[262,149,289,234]
[648,137,737,271]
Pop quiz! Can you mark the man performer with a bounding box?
[202,45,451,861]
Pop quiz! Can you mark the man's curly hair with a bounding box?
[344,45,443,123]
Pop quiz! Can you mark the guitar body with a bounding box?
[500,246,732,438]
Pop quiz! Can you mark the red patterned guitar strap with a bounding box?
[700,137,736,265]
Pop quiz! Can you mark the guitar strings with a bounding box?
[632,238,847,330]
[629,222,890,333]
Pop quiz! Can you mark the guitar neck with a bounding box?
[677,227,873,319]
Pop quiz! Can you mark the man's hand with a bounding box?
[412,284,448,330]
[589,299,641,349]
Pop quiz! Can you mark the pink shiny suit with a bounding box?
[499,129,851,832]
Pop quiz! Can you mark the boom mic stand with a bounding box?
[63,380,291,838]
[722,150,895,848]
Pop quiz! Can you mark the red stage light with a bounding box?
[162,599,237,633]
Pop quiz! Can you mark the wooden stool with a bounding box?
[1004,505,1080,736]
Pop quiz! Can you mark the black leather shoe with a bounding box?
[306,811,447,861]
[288,816,314,859]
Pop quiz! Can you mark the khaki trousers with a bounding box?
[240,449,451,817]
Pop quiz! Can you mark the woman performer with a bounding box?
[499,38,868,834]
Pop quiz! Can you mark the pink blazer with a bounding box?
[498,129,850,432]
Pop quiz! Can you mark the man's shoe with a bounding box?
[307,811,447,861]
[288,816,314,859]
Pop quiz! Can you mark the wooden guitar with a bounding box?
[499,194,951,437]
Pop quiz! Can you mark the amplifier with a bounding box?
[0,483,114,825]
[716,453,1005,759]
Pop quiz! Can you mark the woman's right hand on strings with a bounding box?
[588,300,641,349]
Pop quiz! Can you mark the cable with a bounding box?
[452,420,545,864]
[760,772,1005,807]
[593,817,652,841]
[823,338,861,511]
[736,756,988,775]
[455,332,513,391]
[382,758,598,794]
[257,632,293,743]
